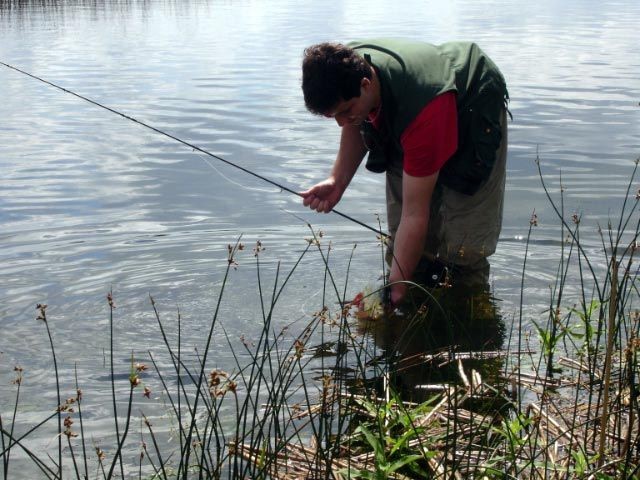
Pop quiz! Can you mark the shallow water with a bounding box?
[1,0,639,474]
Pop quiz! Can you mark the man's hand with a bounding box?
[300,124,367,214]
[388,171,439,305]
[300,176,345,213]
[390,282,407,306]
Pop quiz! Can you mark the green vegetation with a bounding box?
[2,158,640,478]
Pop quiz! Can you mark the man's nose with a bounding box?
[335,115,346,127]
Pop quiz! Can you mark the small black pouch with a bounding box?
[360,121,391,173]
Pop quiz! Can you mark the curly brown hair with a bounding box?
[302,42,372,115]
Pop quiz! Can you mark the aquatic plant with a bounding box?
[2,159,640,479]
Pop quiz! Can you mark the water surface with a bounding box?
[1,0,639,473]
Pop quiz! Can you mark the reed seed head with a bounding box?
[135,363,148,372]
[36,303,47,321]
[227,380,237,394]
[95,447,106,462]
[294,339,306,359]
[253,240,265,257]
[107,292,115,308]
[13,365,23,385]
[130,374,141,387]
[63,415,77,438]
[209,369,222,387]
[209,369,235,397]
[530,212,539,226]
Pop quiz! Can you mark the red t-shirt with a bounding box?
[368,91,458,177]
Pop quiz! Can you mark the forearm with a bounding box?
[389,214,429,286]
[330,125,367,190]
[387,170,438,305]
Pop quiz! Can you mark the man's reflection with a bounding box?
[360,269,506,403]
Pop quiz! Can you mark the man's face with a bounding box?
[325,77,376,127]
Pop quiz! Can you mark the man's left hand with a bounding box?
[390,282,407,307]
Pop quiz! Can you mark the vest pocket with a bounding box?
[471,105,503,179]
[365,148,388,173]
[361,123,391,173]
[440,91,504,196]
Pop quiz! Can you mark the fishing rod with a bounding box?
[0,61,387,237]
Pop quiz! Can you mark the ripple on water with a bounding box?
[1,1,639,469]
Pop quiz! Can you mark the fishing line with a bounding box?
[197,153,280,194]
[0,60,387,237]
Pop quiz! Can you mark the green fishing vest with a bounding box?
[350,39,509,195]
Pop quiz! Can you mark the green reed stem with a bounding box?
[37,304,62,479]
[106,291,125,480]
[236,242,312,478]
[0,426,58,479]
[622,343,638,473]
[598,257,619,467]
[0,411,58,459]
[614,158,640,246]
[146,352,184,430]
[0,415,4,480]
[140,441,162,480]
[73,366,88,480]
[536,156,602,300]
[0,412,6,480]
[107,383,135,479]
[188,351,215,477]
[146,314,197,445]
[2,368,21,480]
[179,238,243,479]
[66,435,80,480]
[177,306,184,465]
[517,212,536,413]
[148,298,192,411]
[142,414,168,480]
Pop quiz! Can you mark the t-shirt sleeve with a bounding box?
[400,91,458,177]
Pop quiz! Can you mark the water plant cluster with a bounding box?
[2,159,640,479]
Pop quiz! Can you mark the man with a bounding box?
[300,39,509,305]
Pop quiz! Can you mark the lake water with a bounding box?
[1,0,639,475]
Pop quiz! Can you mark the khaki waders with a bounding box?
[384,109,508,285]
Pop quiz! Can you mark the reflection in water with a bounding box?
[361,274,506,403]
[1,0,639,469]
[1,0,144,11]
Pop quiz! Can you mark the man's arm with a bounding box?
[388,171,439,305]
[300,124,367,213]
[389,92,457,304]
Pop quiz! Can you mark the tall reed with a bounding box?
[1,159,640,479]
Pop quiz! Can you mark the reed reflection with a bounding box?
[0,0,155,17]
[361,271,506,403]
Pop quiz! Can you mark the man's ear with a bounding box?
[360,77,372,97]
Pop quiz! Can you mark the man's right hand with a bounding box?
[300,176,345,213]
[300,124,367,214]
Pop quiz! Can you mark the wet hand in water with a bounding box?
[300,177,344,213]
[390,283,407,307]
